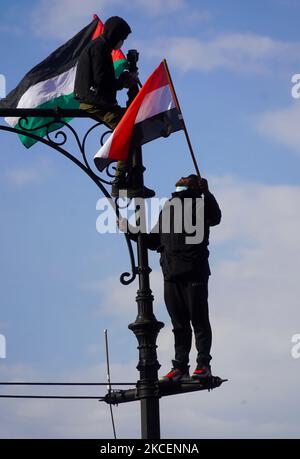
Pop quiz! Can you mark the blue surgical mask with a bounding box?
[175,185,188,192]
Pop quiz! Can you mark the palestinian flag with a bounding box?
[94,60,183,171]
[0,15,127,148]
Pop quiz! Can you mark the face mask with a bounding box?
[175,185,188,192]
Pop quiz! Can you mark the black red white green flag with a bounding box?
[94,61,183,171]
[0,15,127,148]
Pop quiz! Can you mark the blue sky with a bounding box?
[0,0,300,439]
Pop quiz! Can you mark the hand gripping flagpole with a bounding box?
[163,59,202,179]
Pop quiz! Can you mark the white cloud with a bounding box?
[30,0,193,40]
[31,0,112,40]
[83,269,164,317]
[143,33,300,74]
[5,158,52,188]
[134,0,186,16]
[5,168,40,187]
[256,103,300,154]
[31,2,292,78]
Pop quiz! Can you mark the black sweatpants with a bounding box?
[164,274,212,370]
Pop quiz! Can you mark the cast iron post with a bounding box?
[125,50,164,439]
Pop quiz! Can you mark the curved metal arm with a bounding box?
[0,113,137,285]
[121,234,138,285]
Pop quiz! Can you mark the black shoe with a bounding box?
[111,175,127,187]
[111,175,128,198]
[160,367,190,383]
[128,186,155,199]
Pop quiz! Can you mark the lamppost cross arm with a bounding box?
[103,377,228,405]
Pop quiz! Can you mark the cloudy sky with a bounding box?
[0,0,300,439]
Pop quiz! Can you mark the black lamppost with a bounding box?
[128,147,164,439]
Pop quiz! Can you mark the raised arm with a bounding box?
[199,178,221,227]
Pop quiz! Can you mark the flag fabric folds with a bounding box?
[94,61,183,171]
[0,15,127,148]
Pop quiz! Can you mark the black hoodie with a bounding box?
[127,189,222,280]
[103,16,131,48]
[74,17,131,107]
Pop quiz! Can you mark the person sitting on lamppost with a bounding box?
[74,16,154,198]
[119,174,221,382]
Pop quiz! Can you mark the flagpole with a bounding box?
[163,59,202,179]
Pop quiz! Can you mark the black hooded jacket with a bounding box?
[74,17,131,107]
[128,189,221,280]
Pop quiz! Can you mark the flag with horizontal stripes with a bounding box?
[94,61,183,171]
[0,15,128,148]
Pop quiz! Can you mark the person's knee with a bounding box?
[172,324,192,334]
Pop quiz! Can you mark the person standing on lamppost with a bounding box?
[119,174,221,382]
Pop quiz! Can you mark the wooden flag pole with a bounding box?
[163,59,202,179]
